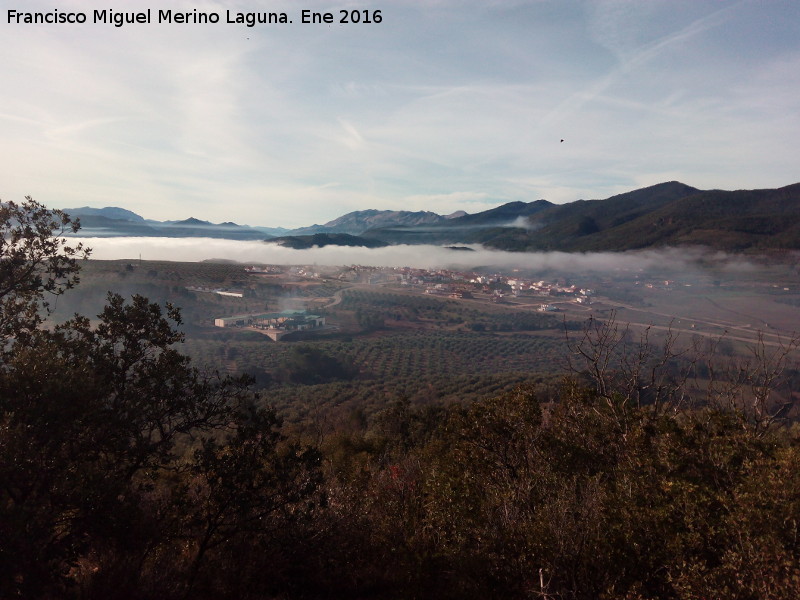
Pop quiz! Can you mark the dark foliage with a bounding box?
[0,200,321,599]
[277,344,358,384]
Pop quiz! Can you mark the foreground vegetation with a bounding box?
[2,199,800,599]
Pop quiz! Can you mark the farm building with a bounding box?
[214,310,325,340]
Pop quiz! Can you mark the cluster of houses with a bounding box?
[380,267,597,304]
[322,265,599,306]
[502,279,595,298]
[289,266,324,279]
[244,265,283,274]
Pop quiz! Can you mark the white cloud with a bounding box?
[73,236,767,276]
[1,0,798,228]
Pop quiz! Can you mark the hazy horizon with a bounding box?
[73,236,778,276]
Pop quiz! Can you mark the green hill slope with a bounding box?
[474,182,800,252]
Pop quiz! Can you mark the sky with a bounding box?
[1,0,798,228]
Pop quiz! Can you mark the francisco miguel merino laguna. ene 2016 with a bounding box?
[6,8,293,27]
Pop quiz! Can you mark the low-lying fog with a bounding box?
[73,236,771,274]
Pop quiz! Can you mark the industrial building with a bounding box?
[214,310,325,341]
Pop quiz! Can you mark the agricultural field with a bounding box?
[49,260,577,421]
[51,258,800,425]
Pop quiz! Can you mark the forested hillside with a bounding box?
[472,182,800,252]
[267,232,389,249]
[2,199,800,599]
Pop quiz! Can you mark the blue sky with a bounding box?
[1,0,798,227]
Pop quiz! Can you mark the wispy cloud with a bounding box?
[1,0,798,228]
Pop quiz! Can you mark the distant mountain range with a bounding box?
[62,208,289,240]
[361,181,800,252]
[62,181,800,252]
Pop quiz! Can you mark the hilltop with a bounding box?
[289,209,448,236]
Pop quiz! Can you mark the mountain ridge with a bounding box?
[59,181,800,251]
[472,182,800,252]
[289,209,449,236]
[62,208,274,241]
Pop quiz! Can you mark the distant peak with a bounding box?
[63,206,145,222]
[174,217,211,226]
[641,181,697,193]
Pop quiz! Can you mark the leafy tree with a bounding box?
[0,200,322,598]
[0,197,88,343]
[181,401,322,596]
[0,292,253,597]
[355,308,385,331]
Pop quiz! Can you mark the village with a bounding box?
[194,264,599,309]
[175,258,799,346]
[184,263,603,340]
[334,265,597,311]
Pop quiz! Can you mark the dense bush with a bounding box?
[312,385,800,599]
